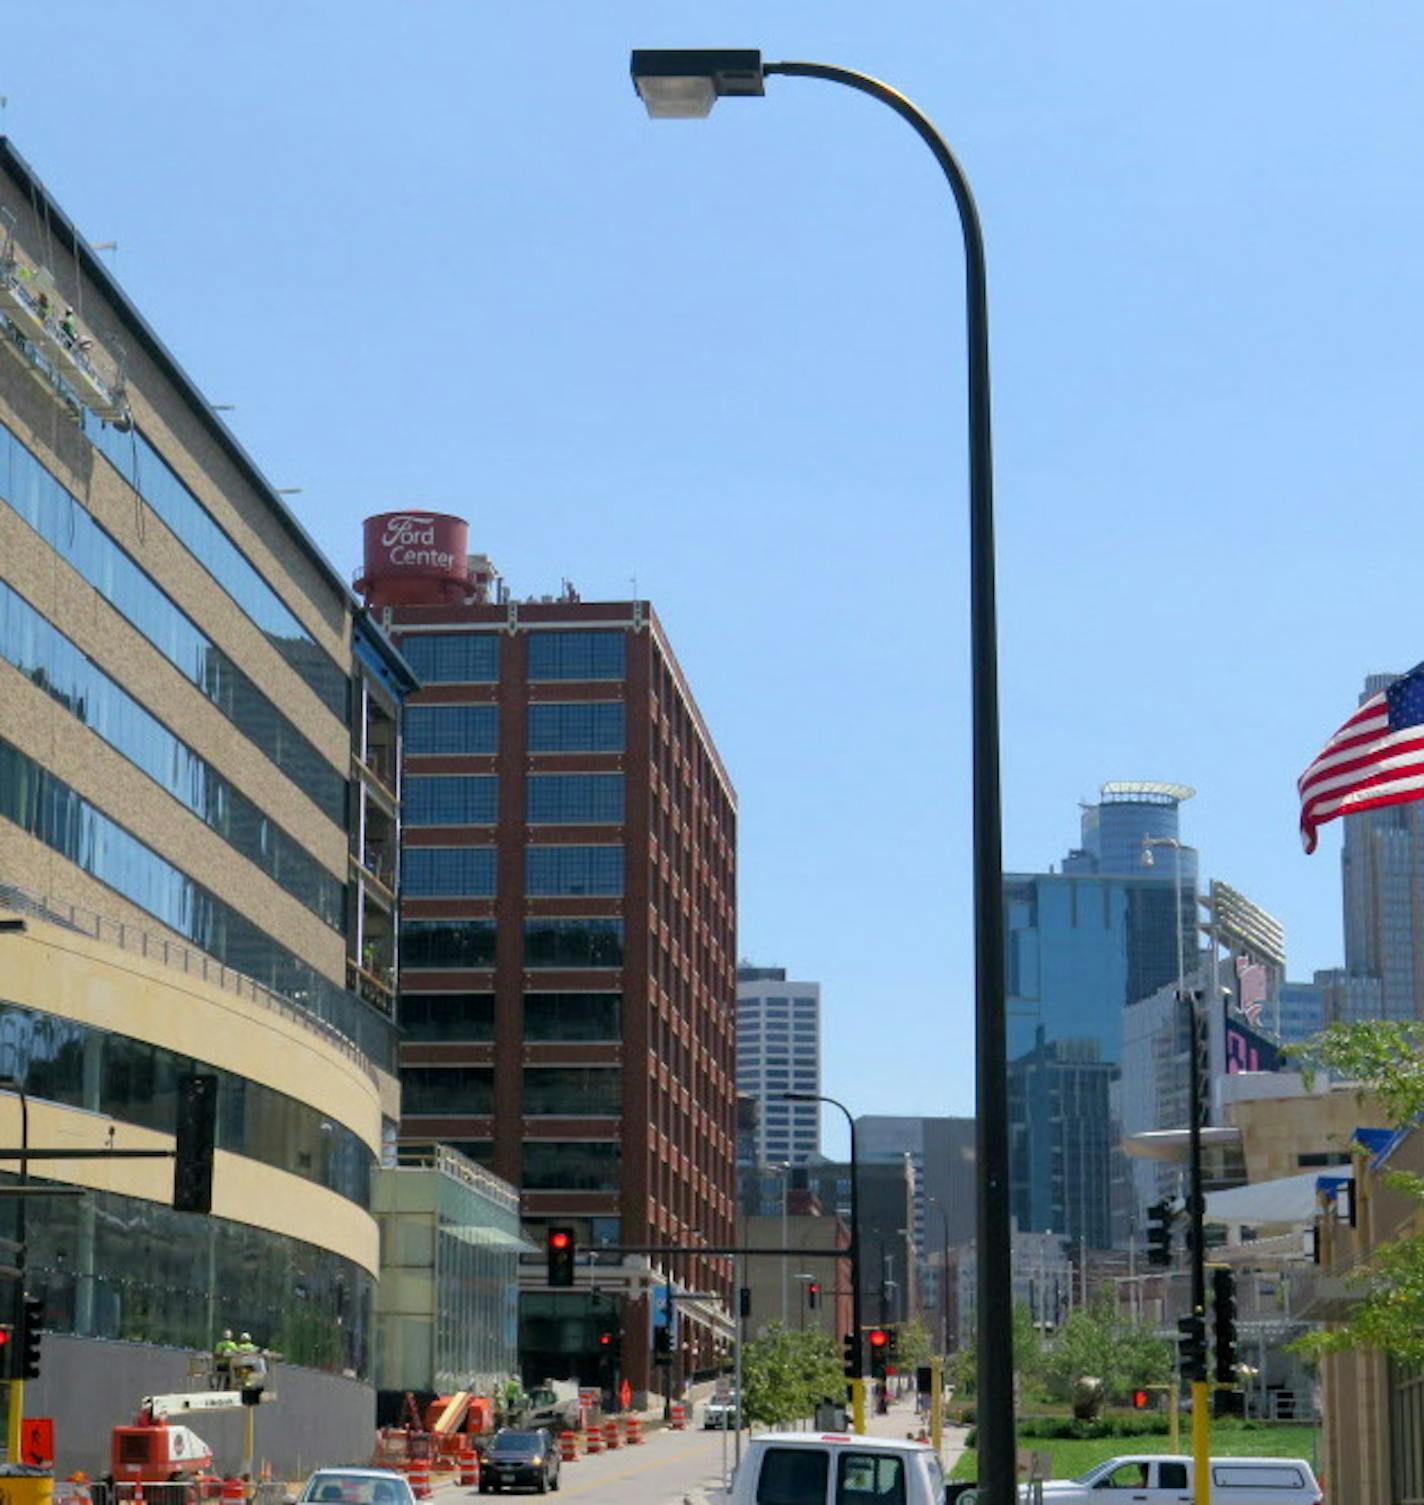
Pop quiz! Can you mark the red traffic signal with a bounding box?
[546,1226,576,1287]
[598,1332,613,1347]
[867,1329,888,1348]
[1132,1389,1149,1410]
[807,1282,820,1310]
[867,1328,889,1379]
[549,1230,572,1251]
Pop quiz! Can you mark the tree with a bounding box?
[740,1324,846,1427]
[1288,1021,1424,1366]
[946,1302,1042,1396]
[893,1317,933,1372]
[1041,1295,1171,1404]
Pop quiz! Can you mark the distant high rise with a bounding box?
[736,965,821,1166]
[1277,980,1325,1044]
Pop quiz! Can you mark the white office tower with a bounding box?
[736,965,822,1165]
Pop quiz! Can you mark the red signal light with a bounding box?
[867,1328,888,1348]
[1132,1389,1149,1410]
[598,1332,613,1346]
[0,1330,9,1346]
[549,1231,572,1251]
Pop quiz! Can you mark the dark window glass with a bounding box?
[757,1447,829,1505]
[0,578,344,928]
[527,775,624,824]
[522,993,621,1041]
[0,999,372,1205]
[406,704,498,755]
[403,847,497,897]
[522,1141,621,1190]
[1157,1464,1188,1490]
[523,920,623,968]
[522,1067,622,1116]
[0,422,346,823]
[526,846,623,897]
[527,702,625,753]
[0,736,393,1064]
[85,417,348,719]
[401,1067,494,1115]
[401,919,498,969]
[836,1452,905,1505]
[399,993,496,1041]
[404,776,498,826]
[527,631,625,682]
[399,634,499,684]
[439,1140,496,1168]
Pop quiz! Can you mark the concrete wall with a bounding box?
[27,1335,374,1482]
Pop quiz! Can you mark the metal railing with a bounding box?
[0,879,377,1084]
[394,1139,521,1213]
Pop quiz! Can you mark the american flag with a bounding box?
[1299,665,1424,853]
[1236,956,1267,1026]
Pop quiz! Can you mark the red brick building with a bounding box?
[356,516,737,1396]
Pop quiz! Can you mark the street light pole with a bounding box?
[630,52,1011,1498]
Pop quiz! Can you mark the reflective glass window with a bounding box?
[403,846,496,897]
[526,846,623,897]
[527,774,624,824]
[399,634,499,684]
[404,776,498,826]
[85,417,348,718]
[522,1142,621,1191]
[523,1067,622,1116]
[0,578,344,928]
[522,993,621,1041]
[401,1066,494,1115]
[526,631,625,681]
[0,422,346,823]
[399,993,496,1041]
[523,920,623,968]
[527,702,625,753]
[401,919,497,969]
[406,704,498,755]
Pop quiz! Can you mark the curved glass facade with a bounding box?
[1,1177,372,1377]
[0,577,344,928]
[0,422,347,824]
[0,999,374,1205]
[0,734,396,1067]
[85,417,348,720]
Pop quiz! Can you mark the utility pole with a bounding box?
[1185,987,1212,1505]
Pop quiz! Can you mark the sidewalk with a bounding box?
[860,1390,969,1473]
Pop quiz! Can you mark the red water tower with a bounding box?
[354,511,472,607]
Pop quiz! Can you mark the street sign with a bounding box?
[21,1417,53,1467]
[652,1285,672,1329]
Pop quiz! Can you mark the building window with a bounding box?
[524,919,624,968]
[523,1067,622,1117]
[404,775,498,826]
[527,631,626,682]
[528,702,625,753]
[523,993,621,1041]
[522,1141,621,1191]
[403,847,496,897]
[401,919,497,968]
[401,1066,494,1116]
[399,633,499,684]
[527,774,624,825]
[406,704,498,756]
[400,993,496,1041]
[527,846,623,897]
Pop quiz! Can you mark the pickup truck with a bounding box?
[978,1453,1322,1505]
[728,1431,946,1505]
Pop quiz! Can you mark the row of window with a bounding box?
[403,773,624,827]
[401,1065,622,1117]
[0,422,346,824]
[0,735,395,1068]
[402,845,624,897]
[0,577,345,929]
[406,703,628,758]
[397,631,627,685]
[400,918,623,970]
[400,991,621,1041]
[86,417,348,719]
[0,999,373,1205]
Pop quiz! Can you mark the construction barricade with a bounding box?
[669,1402,687,1431]
[558,1433,579,1464]
[622,1416,643,1446]
[406,1462,432,1501]
[458,1449,479,1488]
[601,1420,620,1451]
[584,1426,603,1456]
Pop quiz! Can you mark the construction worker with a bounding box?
[213,1329,238,1386]
[235,1331,258,1354]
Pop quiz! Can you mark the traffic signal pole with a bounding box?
[1185,988,1212,1505]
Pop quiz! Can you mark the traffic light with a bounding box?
[546,1227,576,1288]
[653,1324,673,1360]
[1145,1200,1173,1268]
[886,1328,901,1370]
[173,1073,218,1215]
[1177,1313,1207,1384]
[1213,1267,1239,1383]
[842,1332,858,1378]
[1132,1389,1149,1411]
[17,1294,42,1381]
[867,1328,889,1380]
[0,1322,11,1381]
[807,1282,820,1310]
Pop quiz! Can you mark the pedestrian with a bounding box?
[213,1328,237,1386]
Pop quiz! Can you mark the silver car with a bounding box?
[297,1469,416,1505]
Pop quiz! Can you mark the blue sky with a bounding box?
[8,2,1424,1156]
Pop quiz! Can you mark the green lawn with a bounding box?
[949,1423,1320,1482]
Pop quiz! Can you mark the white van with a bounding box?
[729,1432,946,1505]
[1034,1453,1322,1505]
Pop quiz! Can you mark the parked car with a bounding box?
[704,1390,741,1429]
[1028,1454,1322,1505]
[296,1469,416,1505]
[480,1429,561,1494]
[727,1432,944,1505]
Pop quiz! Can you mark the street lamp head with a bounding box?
[1140,835,1155,869]
[630,49,765,118]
